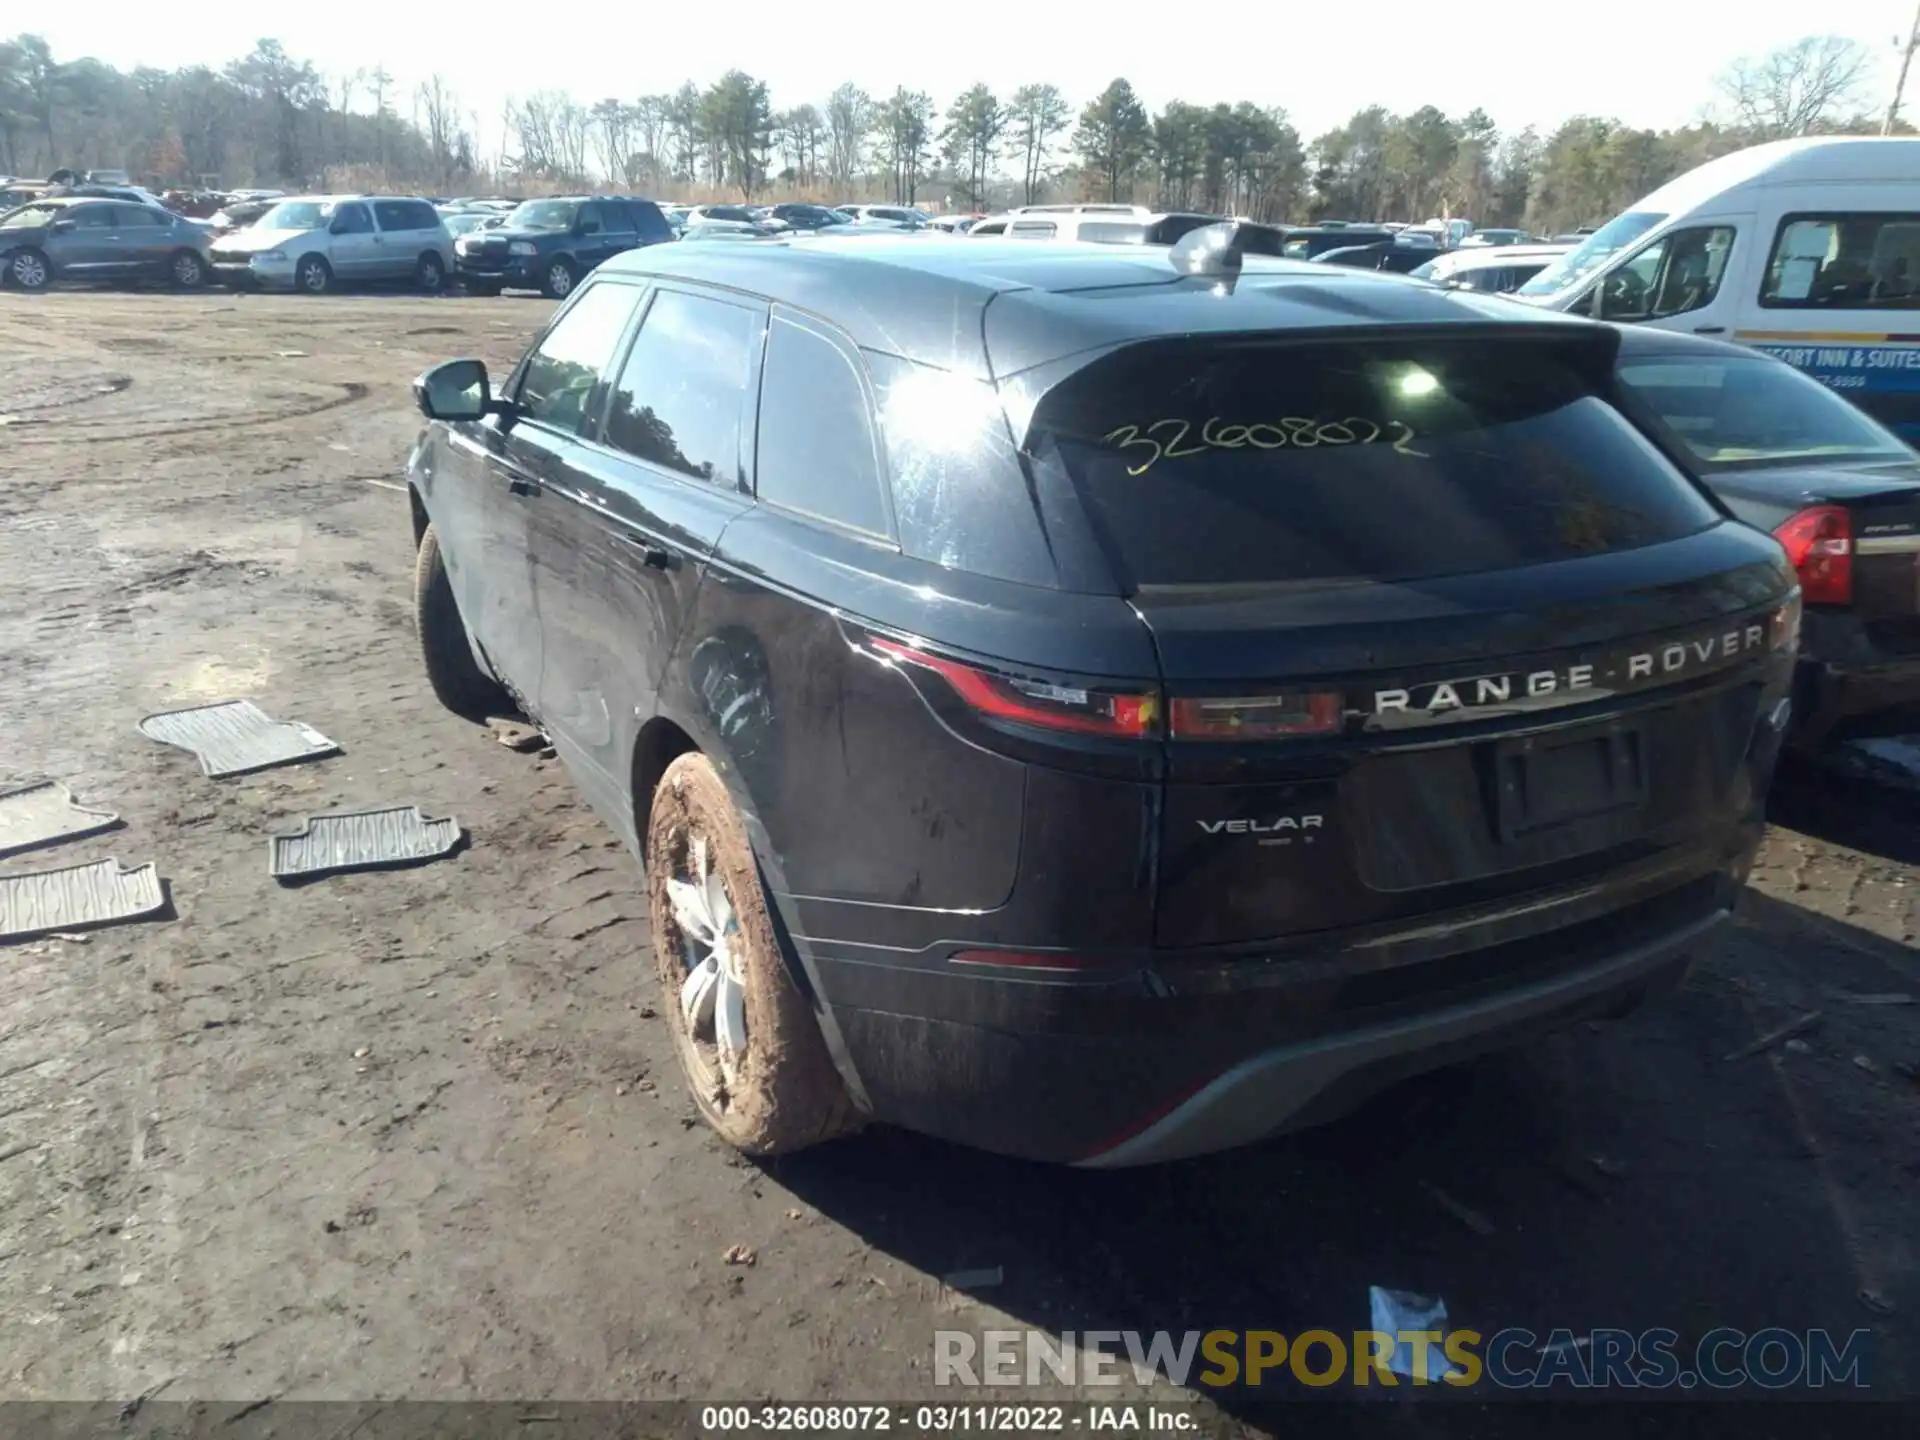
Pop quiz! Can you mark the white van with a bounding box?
[1509,137,1920,440]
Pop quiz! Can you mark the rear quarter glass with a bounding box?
[1025,336,1724,591]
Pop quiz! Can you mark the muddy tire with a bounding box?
[415,251,446,293]
[413,522,510,720]
[647,753,861,1155]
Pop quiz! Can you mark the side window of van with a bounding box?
[1762,213,1920,309]
[1596,226,1735,323]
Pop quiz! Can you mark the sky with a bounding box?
[31,1,1920,147]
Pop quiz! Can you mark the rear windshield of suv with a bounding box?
[1028,336,1721,590]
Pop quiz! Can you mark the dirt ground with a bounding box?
[1,291,1918,1421]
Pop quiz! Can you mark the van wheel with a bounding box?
[647,753,861,1155]
[541,258,576,299]
[415,252,446,293]
[296,254,333,294]
[413,523,510,721]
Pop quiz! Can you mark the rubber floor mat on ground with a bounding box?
[138,699,339,778]
[0,780,120,858]
[269,806,463,881]
[0,858,166,942]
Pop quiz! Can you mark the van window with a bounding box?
[1027,337,1722,590]
[1596,226,1735,321]
[756,315,890,535]
[1519,210,1667,296]
[1076,221,1147,244]
[1762,213,1920,309]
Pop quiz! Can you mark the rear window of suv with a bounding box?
[1027,337,1721,590]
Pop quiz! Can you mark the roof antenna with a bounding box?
[1168,221,1245,291]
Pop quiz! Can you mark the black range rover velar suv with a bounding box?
[406,226,1800,1165]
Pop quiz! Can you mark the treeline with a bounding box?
[0,33,1900,232]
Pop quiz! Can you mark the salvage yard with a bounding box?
[2,291,1919,1415]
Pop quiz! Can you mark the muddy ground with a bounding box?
[1,291,1917,1424]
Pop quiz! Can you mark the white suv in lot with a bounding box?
[209,195,455,294]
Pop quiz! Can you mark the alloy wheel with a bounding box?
[666,832,748,1096]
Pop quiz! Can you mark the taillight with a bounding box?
[870,636,1160,739]
[1169,692,1344,739]
[1772,506,1852,606]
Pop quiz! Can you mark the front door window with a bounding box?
[1596,226,1736,322]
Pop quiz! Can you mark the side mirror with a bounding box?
[414,359,494,422]
[49,218,76,233]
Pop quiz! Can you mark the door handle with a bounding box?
[1692,325,1726,335]
[615,532,678,569]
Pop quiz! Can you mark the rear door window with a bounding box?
[331,203,373,235]
[755,312,890,536]
[604,202,636,235]
[1026,337,1722,590]
[631,201,671,242]
[603,288,763,486]
[1763,212,1920,308]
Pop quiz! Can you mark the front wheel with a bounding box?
[413,522,511,721]
[170,249,207,289]
[7,247,51,292]
[295,254,333,295]
[415,252,446,293]
[647,753,862,1156]
[541,258,576,299]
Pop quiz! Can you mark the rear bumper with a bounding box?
[1790,610,1920,749]
[1079,907,1718,1166]
[800,846,1752,1165]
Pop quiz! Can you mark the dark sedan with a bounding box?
[403,227,1795,1165]
[1612,327,1920,751]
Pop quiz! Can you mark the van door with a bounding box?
[1734,203,1920,441]
[1584,221,1746,336]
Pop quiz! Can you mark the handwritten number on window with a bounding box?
[1099,416,1429,475]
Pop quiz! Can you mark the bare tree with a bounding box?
[557,98,591,181]
[824,82,872,190]
[590,98,632,183]
[368,66,393,167]
[418,74,461,181]
[1717,35,1872,139]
